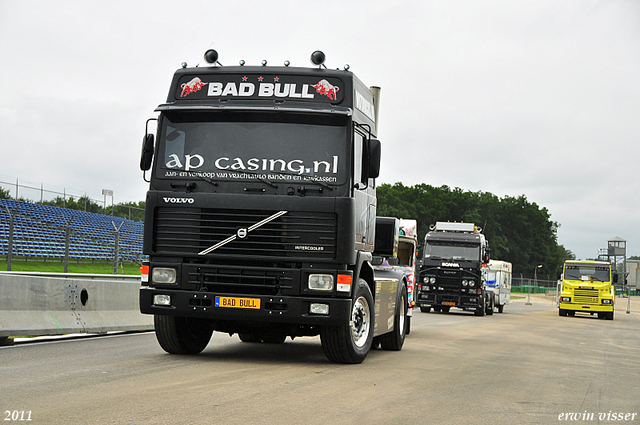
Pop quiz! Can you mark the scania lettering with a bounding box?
[415,222,493,316]
[558,260,616,320]
[139,49,407,363]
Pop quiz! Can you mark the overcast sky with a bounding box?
[1,0,639,261]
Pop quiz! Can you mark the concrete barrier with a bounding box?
[0,272,153,337]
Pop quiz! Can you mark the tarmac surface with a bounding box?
[2,294,639,424]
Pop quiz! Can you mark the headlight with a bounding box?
[561,297,571,302]
[152,268,177,284]
[423,277,429,284]
[602,299,612,304]
[469,280,475,287]
[430,277,436,284]
[462,280,468,286]
[308,274,334,291]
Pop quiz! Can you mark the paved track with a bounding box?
[2,297,639,425]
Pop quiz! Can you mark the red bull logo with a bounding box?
[312,79,339,100]
[180,77,208,97]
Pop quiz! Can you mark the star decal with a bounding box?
[258,76,264,82]
[242,76,248,81]
[274,77,279,82]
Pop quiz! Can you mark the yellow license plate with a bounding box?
[442,301,455,306]
[215,296,260,309]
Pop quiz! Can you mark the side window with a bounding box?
[353,132,366,186]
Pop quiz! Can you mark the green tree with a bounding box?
[376,183,563,277]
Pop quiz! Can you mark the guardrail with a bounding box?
[0,271,153,339]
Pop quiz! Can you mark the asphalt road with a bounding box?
[2,297,639,425]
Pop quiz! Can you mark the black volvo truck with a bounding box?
[139,50,407,363]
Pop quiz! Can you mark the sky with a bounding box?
[1,0,639,261]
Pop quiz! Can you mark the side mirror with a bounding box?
[140,134,155,171]
[367,139,381,179]
[613,272,619,284]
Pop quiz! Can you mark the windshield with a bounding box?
[564,264,611,282]
[424,241,480,261]
[155,111,348,185]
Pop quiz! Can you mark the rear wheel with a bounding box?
[154,315,213,354]
[320,279,374,364]
[262,335,287,344]
[486,296,494,316]
[238,333,262,343]
[380,284,407,351]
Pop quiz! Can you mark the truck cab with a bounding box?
[372,218,417,333]
[482,260,512,313]
[415,222,492,316]
[138,49,406,363]
[558,260,616,320]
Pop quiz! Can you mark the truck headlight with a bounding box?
[430,277,436,284]
[153,294,171,306]
[152,268,177,284]
[561,297,571,302]
[602,299,612,304]
[469,281,475,287]
[308,274,334,291]
[462,280,468,286]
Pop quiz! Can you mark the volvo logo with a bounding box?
[162,197,195,204]
[237,228,248,239]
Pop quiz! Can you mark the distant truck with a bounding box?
[482,260,512,313]
[558,260,616,320]
[372,218,418,333]
[415,222,492,316]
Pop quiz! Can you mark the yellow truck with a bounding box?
[558,260,617,320]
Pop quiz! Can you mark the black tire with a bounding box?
[238,333,262,343]
[486,296,494,316]
[380,284,407,351]
[559,309,567,317]
[420,306,431,313]
[405,315,411,335]
[320,279,374,364]
[154,315,213,354]
[498,304,504,313]
[262,335,287,344]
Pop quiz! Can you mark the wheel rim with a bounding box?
[351,295,371,348]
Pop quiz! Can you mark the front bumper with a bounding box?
[140,287,352,326]
[558,302,614,313]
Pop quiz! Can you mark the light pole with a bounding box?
[528,264,543,305]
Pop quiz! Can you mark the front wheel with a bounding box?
[154,315,213,354]
[380,284,408,351]
[320,279,374,364]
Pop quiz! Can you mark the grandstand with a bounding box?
[0,199,144,263]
